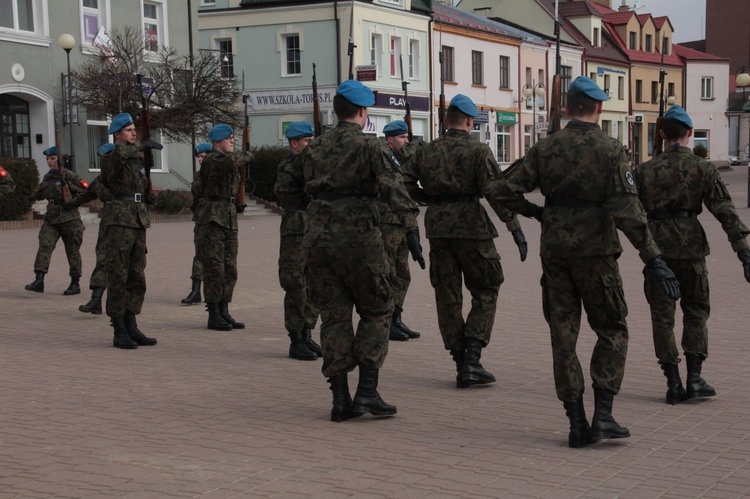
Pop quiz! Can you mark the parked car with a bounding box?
[728,155,741,165]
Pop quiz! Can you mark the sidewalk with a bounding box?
[1,167,749,498]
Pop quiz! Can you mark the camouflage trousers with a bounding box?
[279,233,318,336]
[33,220,84,277]
[381,223,411,308]
[645,257,710,365]
[541,255,629,403]
[104,225,147,317]
[429,238,504,352]
[304,244,393,378]
[88,221,108,289]
[197,222,238,303]
[190,223,204,281]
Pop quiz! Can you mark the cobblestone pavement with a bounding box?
[1,167,750,498]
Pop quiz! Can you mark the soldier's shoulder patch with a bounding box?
[80,179,90,188]
[0,166,7,177]
[625,170,635,186]
[390,154,401,168]
[140,168,147,176]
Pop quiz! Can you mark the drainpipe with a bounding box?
[335,1,342,85]
[428,15,434,139]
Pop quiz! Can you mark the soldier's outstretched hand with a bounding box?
[142,139,163,151]
[737,248,750,283]
[512,228,528,262]
[406,229,426,269]
[645,256,681,300]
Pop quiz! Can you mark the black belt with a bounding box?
[116,194,144,203]
[315,192,373,201]
[285,209,306,214]
[207,196,236,204]
[47,200,63,205]
[648,209,697,221]
[545,197,604,209]
[433,194,479,203]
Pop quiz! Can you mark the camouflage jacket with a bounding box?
[31,167,88,225]
[100,142,150,229]
[0,166,14,194]
[275,153,308,236]
[377,140,423,227]
[635,145,749,258]
[490,120,661,263]
[190,175,202,223]
[195,150,249,230]
[292,121,419,248]
[402,129,520,240]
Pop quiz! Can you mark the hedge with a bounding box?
[0,158,40,221]
[248,145,288,203]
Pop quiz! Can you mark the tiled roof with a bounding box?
[558,1,601,18]
[239,0,429,13]
[603,20,683,67]
[589,2,616,15]
[636,13,652,26]
[602,11,635,25]
[432,3,520,40]
[673,43,727,61]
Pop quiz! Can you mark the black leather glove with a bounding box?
[738,248,750,283]
[511,228,528,262]
[142,139,164,151]
[645,256,681,300]
[236,204,247,214]
[406,229,426,269]
[144,194,157,205]
[61,199,78,211]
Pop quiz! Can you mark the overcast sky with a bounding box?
[624,0,707,43]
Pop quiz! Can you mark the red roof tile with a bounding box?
[602,11,635,25]
[673,43,727,61]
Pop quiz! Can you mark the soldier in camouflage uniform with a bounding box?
[100,113,161,349]
[281,80,424,422]
[274,121,322,361]
[0,166,15,194]
[489,76,680,448]
[196,124,251,331]
[402,95,528,390]
[381,120,421,342]
[181,143,212,306]
[635,105,750,405]
[24,146,89,295]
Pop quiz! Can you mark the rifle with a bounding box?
[652,36,668,157]
[399,55,413,142]
[135,73,154,198]
[238,94,249,211]
[547,0,562,135]
[347,3,356,80]
[438,48,446,137]
[312,63,323,137]
[53,105,72,202]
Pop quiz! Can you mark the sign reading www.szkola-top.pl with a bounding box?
[245,86,337,113]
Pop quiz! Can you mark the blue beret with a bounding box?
[568,76,609,101]
[108,113,134,134]
[208,123,233,142]
[194,143,213,156]
[383,120,409,137]
[336,79,375,107]
[449,94,479,118]
[285,121,314,139]
[664,105,693,129]
[43,146,58,157]
[98,143,115,156]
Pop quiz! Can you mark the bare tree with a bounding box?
[74,26,243,142]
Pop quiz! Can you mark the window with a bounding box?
[499,56,510,89]
[604,74,611,97]
[602,120,611,137]
[593,27,599,47]
[496,124,511,163]
[645,34,652,52]
[561,65,572,106]
[87,111,109,170]
[629,31,637,50]
[0,0,37,32]
[143,2,160,52]
[82,0,108,44]
[472,51,483,85]
[590,71,596,80]
[701,77,713,99]
[636,79,643,102]
[390,36,402,78]
[618,76,625,100]
[282,34,301,76]
[648,122,655,155]
[668,82,675,98]
[371,33,383,75]
[694,130,709,154]
[442,46,454,82]
[524,125,532,155]
[408,39,419,79]
[219,39,233,78]
[0,95,30,159]
[662,37,669,54]
[651,81,658,104]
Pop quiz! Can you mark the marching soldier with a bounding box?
[635,105,750,404]
[181,143,212,305]
[24,146,89,295]
[274,121,322,360]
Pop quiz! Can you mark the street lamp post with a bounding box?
[735,66,750,207]
[59,34,76,172]
[522,80,545,146]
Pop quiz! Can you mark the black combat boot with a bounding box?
[24,272,45,293]
[564,398,592,448]
[63,276,81,295]
[661,363,687,405]
[351,366,397,417]
[389,319,409,341]
[207,302,233,331]
[590,388,630,442]
[289,329,318,361]
[461,338,496,386]
[302,327,322,357]
[450,349,469,389]
[685,354,716,399]
[181,278,202,305]
[393,306,420,339]
[219,301,245,329]
[328,373,361,422]
[79,287,104,314]
[112,315,138,349]
[124,310,157,346]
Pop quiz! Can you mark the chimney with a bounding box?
[619,0,630,12]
